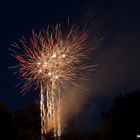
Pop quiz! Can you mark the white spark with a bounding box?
[39,69,42,73]
[48,72,52,76]
[137,135,140,138]
[44,62,47,65]
[52,54,56,58]
[38,62,41,65]
[62,54,66,58]
[55,75,58,79]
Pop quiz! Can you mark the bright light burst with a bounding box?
[10,25,94,139]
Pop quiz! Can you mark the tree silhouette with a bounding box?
[2,90,140,140]
[99,90,140,140]
[14,103,40,140]
[0,101,16,139]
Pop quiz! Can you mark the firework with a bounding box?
[10,25,93,139]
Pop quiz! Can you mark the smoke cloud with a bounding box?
[61,1,140,131]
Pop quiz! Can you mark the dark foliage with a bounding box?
[0,102,41,140]
[1,90,140,140]
[14,103,40,140]
[0,102,16,139]
[99,90,140,140]
[61,131,99,140]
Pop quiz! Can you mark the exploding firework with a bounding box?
[10,25,94,139]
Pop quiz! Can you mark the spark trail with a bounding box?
[10,25,94,139]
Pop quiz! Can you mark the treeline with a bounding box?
[0,103,40,140]
[0,90,140,140]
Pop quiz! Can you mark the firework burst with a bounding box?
[10,25,94,139]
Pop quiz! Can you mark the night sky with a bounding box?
[0,0,140,131]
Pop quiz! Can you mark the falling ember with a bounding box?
[10,24,94,139]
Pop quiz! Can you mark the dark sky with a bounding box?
[0,0,140,131]
[0,0,88,109]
